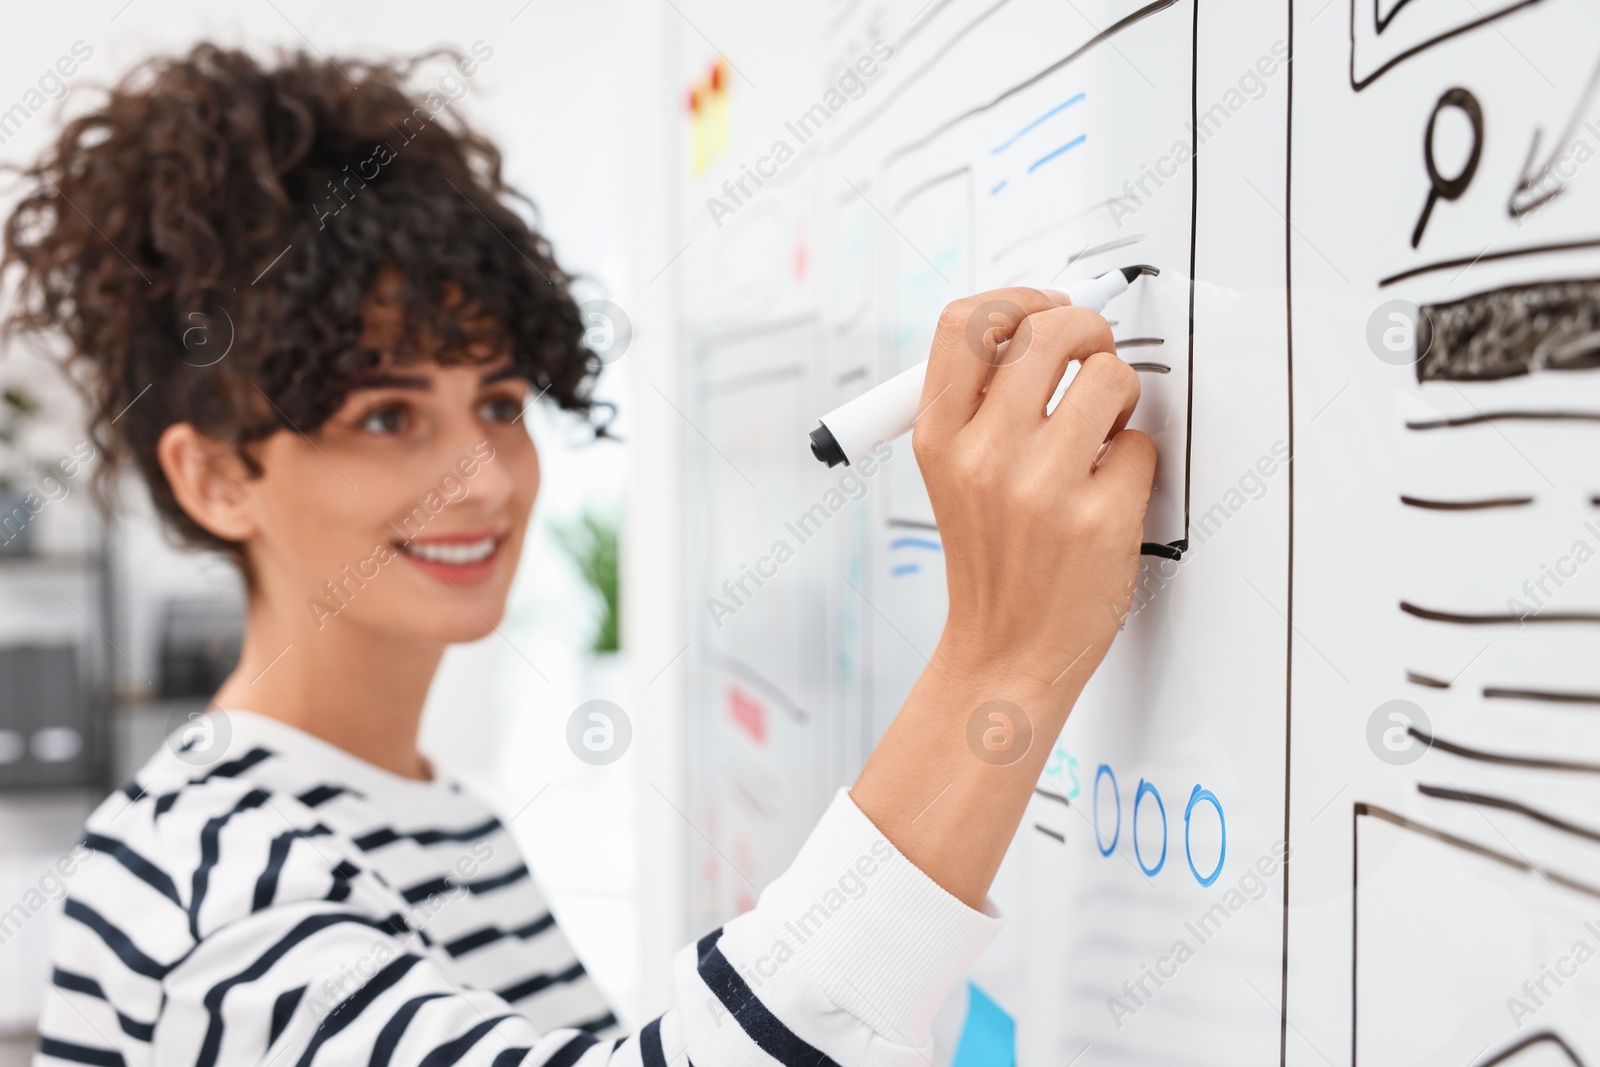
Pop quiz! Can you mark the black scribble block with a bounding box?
[1417,278,1600,381]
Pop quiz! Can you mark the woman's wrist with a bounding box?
[849,631,1096,910]
[929,626,1099,711]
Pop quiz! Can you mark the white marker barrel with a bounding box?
[811,360,929,467]
[810,266,1152,466]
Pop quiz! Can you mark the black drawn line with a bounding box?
[836,0,1020,150]
[1114,337,1165,348]
[1406,411,1600,430]
[1380,237,1600,286]
[1412,88,1483,248]
[724,771,780,824]
[874,0,1182,163]
[1350,801,1360,1062]
[1129,362,1171,373]
[898,0,964,48]
[1374,0,1413,33]
[1352,814,1600,1063]
[1064,235,1146,268]
[990,200,1123,263]
[1402,600,1600,624]
[1399,494,1533,510]
[1141,541,1183,561]
[1350,0,1547,92]
[1184,0,1201,598]
[834,302,870,338]
[1472,1031,1586,1067]
[1415,278,1600,381]
[1283,5,1297,1059]
[890,165,971,215]
[836,366,869,386]
[700,651,810,724]
[1356,802,1600,900]
[1418,783,1600,845]
[1484,686,1600,706]
[1034,786,1070,807]
[1409,725,1600,773]
[1407,670,1451,688]
[888,518,939,531]
[1034,823,1066,843]
[1510,54,1600,217]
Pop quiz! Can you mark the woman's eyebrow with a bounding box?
[349,364,524,391]
[478,364,526,384]
[352,371,432,391]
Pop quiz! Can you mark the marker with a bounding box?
[809,265,1158,467]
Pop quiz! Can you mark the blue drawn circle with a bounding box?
[1184,785,1226,887]
[1133,778,1167,876]
[1094,763,1120,856]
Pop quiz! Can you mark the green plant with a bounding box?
[0,385,44,491]
[549,508,621,654]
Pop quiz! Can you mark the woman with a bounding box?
[5,43,1154,1066]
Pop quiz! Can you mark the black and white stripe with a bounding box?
[35,710,979,1065]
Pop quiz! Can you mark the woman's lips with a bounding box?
[394,531,507,585]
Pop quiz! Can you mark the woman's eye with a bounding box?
[359,404,409,435]
[480,394,525,423]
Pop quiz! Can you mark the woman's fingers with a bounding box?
[915,287,1067,450]
[917,291,1143,488]
[978,305,1116,430]
[1042,351,1141,468]
[1092,427,1158,498]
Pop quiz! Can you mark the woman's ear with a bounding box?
[156,423,259,543]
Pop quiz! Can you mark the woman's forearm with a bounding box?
[849,639,1088,910]
[849,286,1155,911]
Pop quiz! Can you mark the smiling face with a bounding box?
[255,372,537,643]
[235,270,540,647]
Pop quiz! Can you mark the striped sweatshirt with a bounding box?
[35,710,1002,1065]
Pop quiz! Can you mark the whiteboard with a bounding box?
[673,0,1600,1063]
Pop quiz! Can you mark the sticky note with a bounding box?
[951,981,1015,1067]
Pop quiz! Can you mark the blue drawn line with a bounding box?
[891,563,921,577]
[990,179,1007,196]
[1094,763,1120,856]
[1028,134,1087,173]
[1134,779,1167,876]
[889,537,942,552]
[1185,785,1226,887]
[991,92,1086,154]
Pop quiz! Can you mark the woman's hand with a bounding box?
[915,287,1155,694]
[850,287,1156,910]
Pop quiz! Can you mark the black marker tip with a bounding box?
[1121,264,1160,282]
[809,423,848,467]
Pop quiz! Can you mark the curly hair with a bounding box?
[1,42,610,576]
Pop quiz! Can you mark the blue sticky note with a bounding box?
[951,981,1015,1067]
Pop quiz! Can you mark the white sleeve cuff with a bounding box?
[753,786,1004,1048]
